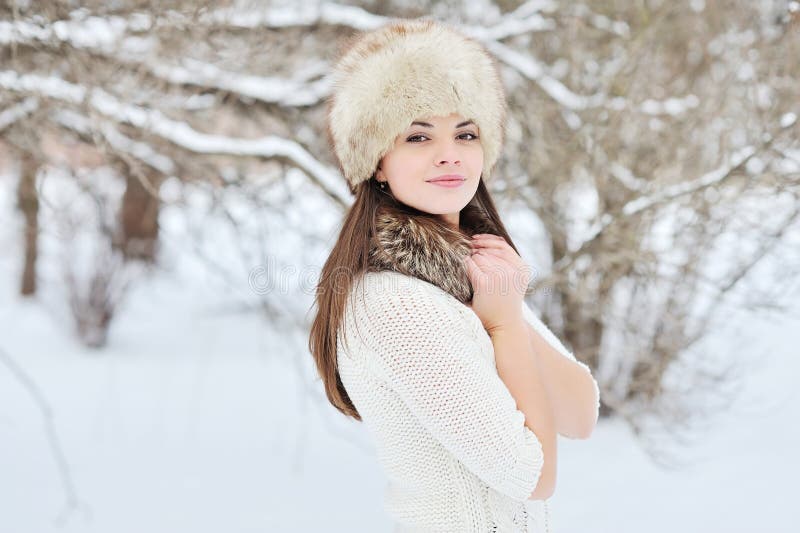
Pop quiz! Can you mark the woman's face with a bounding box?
[376,113,483,229]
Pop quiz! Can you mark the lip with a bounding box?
[427,174,466,188]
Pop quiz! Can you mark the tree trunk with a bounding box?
[17,154,39,296]
[115,170,161,262]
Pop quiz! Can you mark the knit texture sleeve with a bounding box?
[350,272,545,502]
[521,299,601,429]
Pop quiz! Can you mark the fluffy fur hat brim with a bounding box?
[327,19,508,192]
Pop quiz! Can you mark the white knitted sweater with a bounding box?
[337,270,600,532]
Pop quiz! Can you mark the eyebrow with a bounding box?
[410,120,475,128]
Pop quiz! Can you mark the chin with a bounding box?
[397,188,474,215]
[421,200,470,216]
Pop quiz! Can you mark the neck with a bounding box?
[439,212,460,230]
[368,202,498,303]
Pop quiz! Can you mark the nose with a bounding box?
[434,138,461,166]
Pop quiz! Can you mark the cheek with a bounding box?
[469,149,484,170]
[385,152,426,179]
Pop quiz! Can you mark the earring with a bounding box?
[379,181,386,190]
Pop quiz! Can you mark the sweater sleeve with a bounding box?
[350,272,544,502]
[520,299,601,428]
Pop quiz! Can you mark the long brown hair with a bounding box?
[307,176,520,421]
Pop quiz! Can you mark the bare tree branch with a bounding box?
[0,346,89,526]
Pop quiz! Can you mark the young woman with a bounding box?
[309,19,600,533]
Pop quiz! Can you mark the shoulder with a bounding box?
[354,270,415,293]
[344,270,471,340]
[352,270,452,307]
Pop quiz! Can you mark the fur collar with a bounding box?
[367,202,499,303]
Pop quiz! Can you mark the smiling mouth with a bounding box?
[427,178,466,188]
[427,175,466,183]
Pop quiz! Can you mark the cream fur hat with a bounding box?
[326,18,508,192]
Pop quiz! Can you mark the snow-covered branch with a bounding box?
[609,162,649,192]
[148,58,331,107]
[0,96,39,131]
[0,11,144,49]
[462,0,557,40]
[639,94,701,116]
[621,145,758,218]
[0,2,582,111]
[553,121,794,271]
[483,39,604,111]
[201,2,390,30]
[52,108,176,176]
[0,70,351,206]
[568,4,631,38]
[1,14,333,107]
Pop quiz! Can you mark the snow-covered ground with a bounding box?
[1,167,798,533]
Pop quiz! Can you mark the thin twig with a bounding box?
[0,346,91,526]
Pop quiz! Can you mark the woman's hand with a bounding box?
[463,234,532,335]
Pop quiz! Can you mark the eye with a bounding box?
[407,132,480,143]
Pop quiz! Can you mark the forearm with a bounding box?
[490,319,557,500]
[527,323,598,439]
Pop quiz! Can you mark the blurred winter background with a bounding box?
[1,1,799,532]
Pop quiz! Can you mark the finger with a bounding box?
[471,243,520,266]
[471,251,495,266]
[473,248,531,286]
[474,251,518,279]
[466,254,492,288]
[471,238,510,250]
[463,254,483,279]
[471,241,512,255]
[472,247,511,263]
[472,250,512,274]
